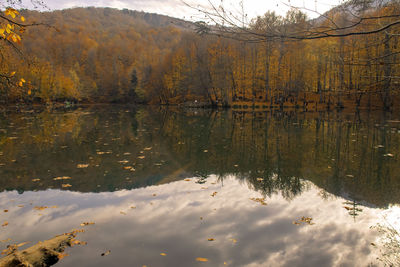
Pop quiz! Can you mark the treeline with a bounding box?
[1,3,400,110]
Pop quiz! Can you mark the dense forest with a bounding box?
[1,1,400,110]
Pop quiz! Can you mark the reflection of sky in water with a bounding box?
[0,176,398,266]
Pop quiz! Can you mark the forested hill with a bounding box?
[2,4,400,110]
[2,7,192,103]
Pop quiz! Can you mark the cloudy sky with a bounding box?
[21,0,343,20]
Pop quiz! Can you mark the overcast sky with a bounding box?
[20,0,344,20]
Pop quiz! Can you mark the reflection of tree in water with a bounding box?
[0,106,399,208]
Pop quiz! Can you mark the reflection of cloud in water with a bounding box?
[0,176,388,266]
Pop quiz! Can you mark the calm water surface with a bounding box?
[0,106,399,266]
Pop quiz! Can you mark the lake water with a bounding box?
[0,106,399,266]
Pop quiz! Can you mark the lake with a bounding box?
[0,105,399,266]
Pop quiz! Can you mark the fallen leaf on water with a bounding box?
[256,178,264,182]
[2,221,8,227]
[77,164,89,168]
[101,250,111,256]
[293,216,315,226]
[120,211,126,215]
[34,206,48,211]
[201,187,208,190]
[208,238,214,241]
[203,150,208,153]
[32,179,40,182]
[160,253,167,256]
[250,197,267,206]
[384,153,394,157]
[196,257,208,262]
[211,192,218,197]
[346,174,354,178]
[144,147,152,151]
[224,262,228,265]
[230,238,237,244]
[0,238,11,243]
[184,179,191,182]
[137,156,145,159]
[152,194,157,197]
[62,184,72,188]
[53,176,71,181]
[130,206,136,209]
[17,205,24,208]
[123,152,131,155]
[3,210,8,212]
[58,253,69,259]
[17,242,30,247]
[80,222,95,226]
[119,160,129,164]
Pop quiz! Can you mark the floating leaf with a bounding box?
[203,150,208,153]
[80,222,95,226]
[21,16,25,22]
[101,250,111,256]
[184,179,191,182]
[2,221,8,227]
[160,253,167,256]
[137,156,145,159]
[250,197,267,206]
[17,242,30,247]
[120,211,126,215]
[34,206,48,211]
[256,178,264,182]
[77,164,89,168]
[0,238,11,243]
[62,184,72,188]
[196,257,208,262]
[58,253,69,259]
[144,147,152,151]
[32,178,40,182]
[53,176,71,181]
[230,238,237,243]
[4,210,8,212]
[211,192,217,197]
[207,238,214,241]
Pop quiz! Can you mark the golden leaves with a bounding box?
[5,8,19,19]
[196,257,209,262]
[207,238,214,241]
[249,197,267,206]
[32,178,40,182]
[2,221,8,227]
[62,184,72,188]
[160,252,167,256]
[137,156,145,159]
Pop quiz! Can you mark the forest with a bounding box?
[1,1,400,111]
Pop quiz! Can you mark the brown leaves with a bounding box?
[207,238,214,241]
[2,221,8,227]
[210,192,218,197]
[249,197,267,206]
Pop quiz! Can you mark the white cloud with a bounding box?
[19,0,342,19]
[0,176,389,266]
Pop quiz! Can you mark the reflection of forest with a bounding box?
[0,106,399,207]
